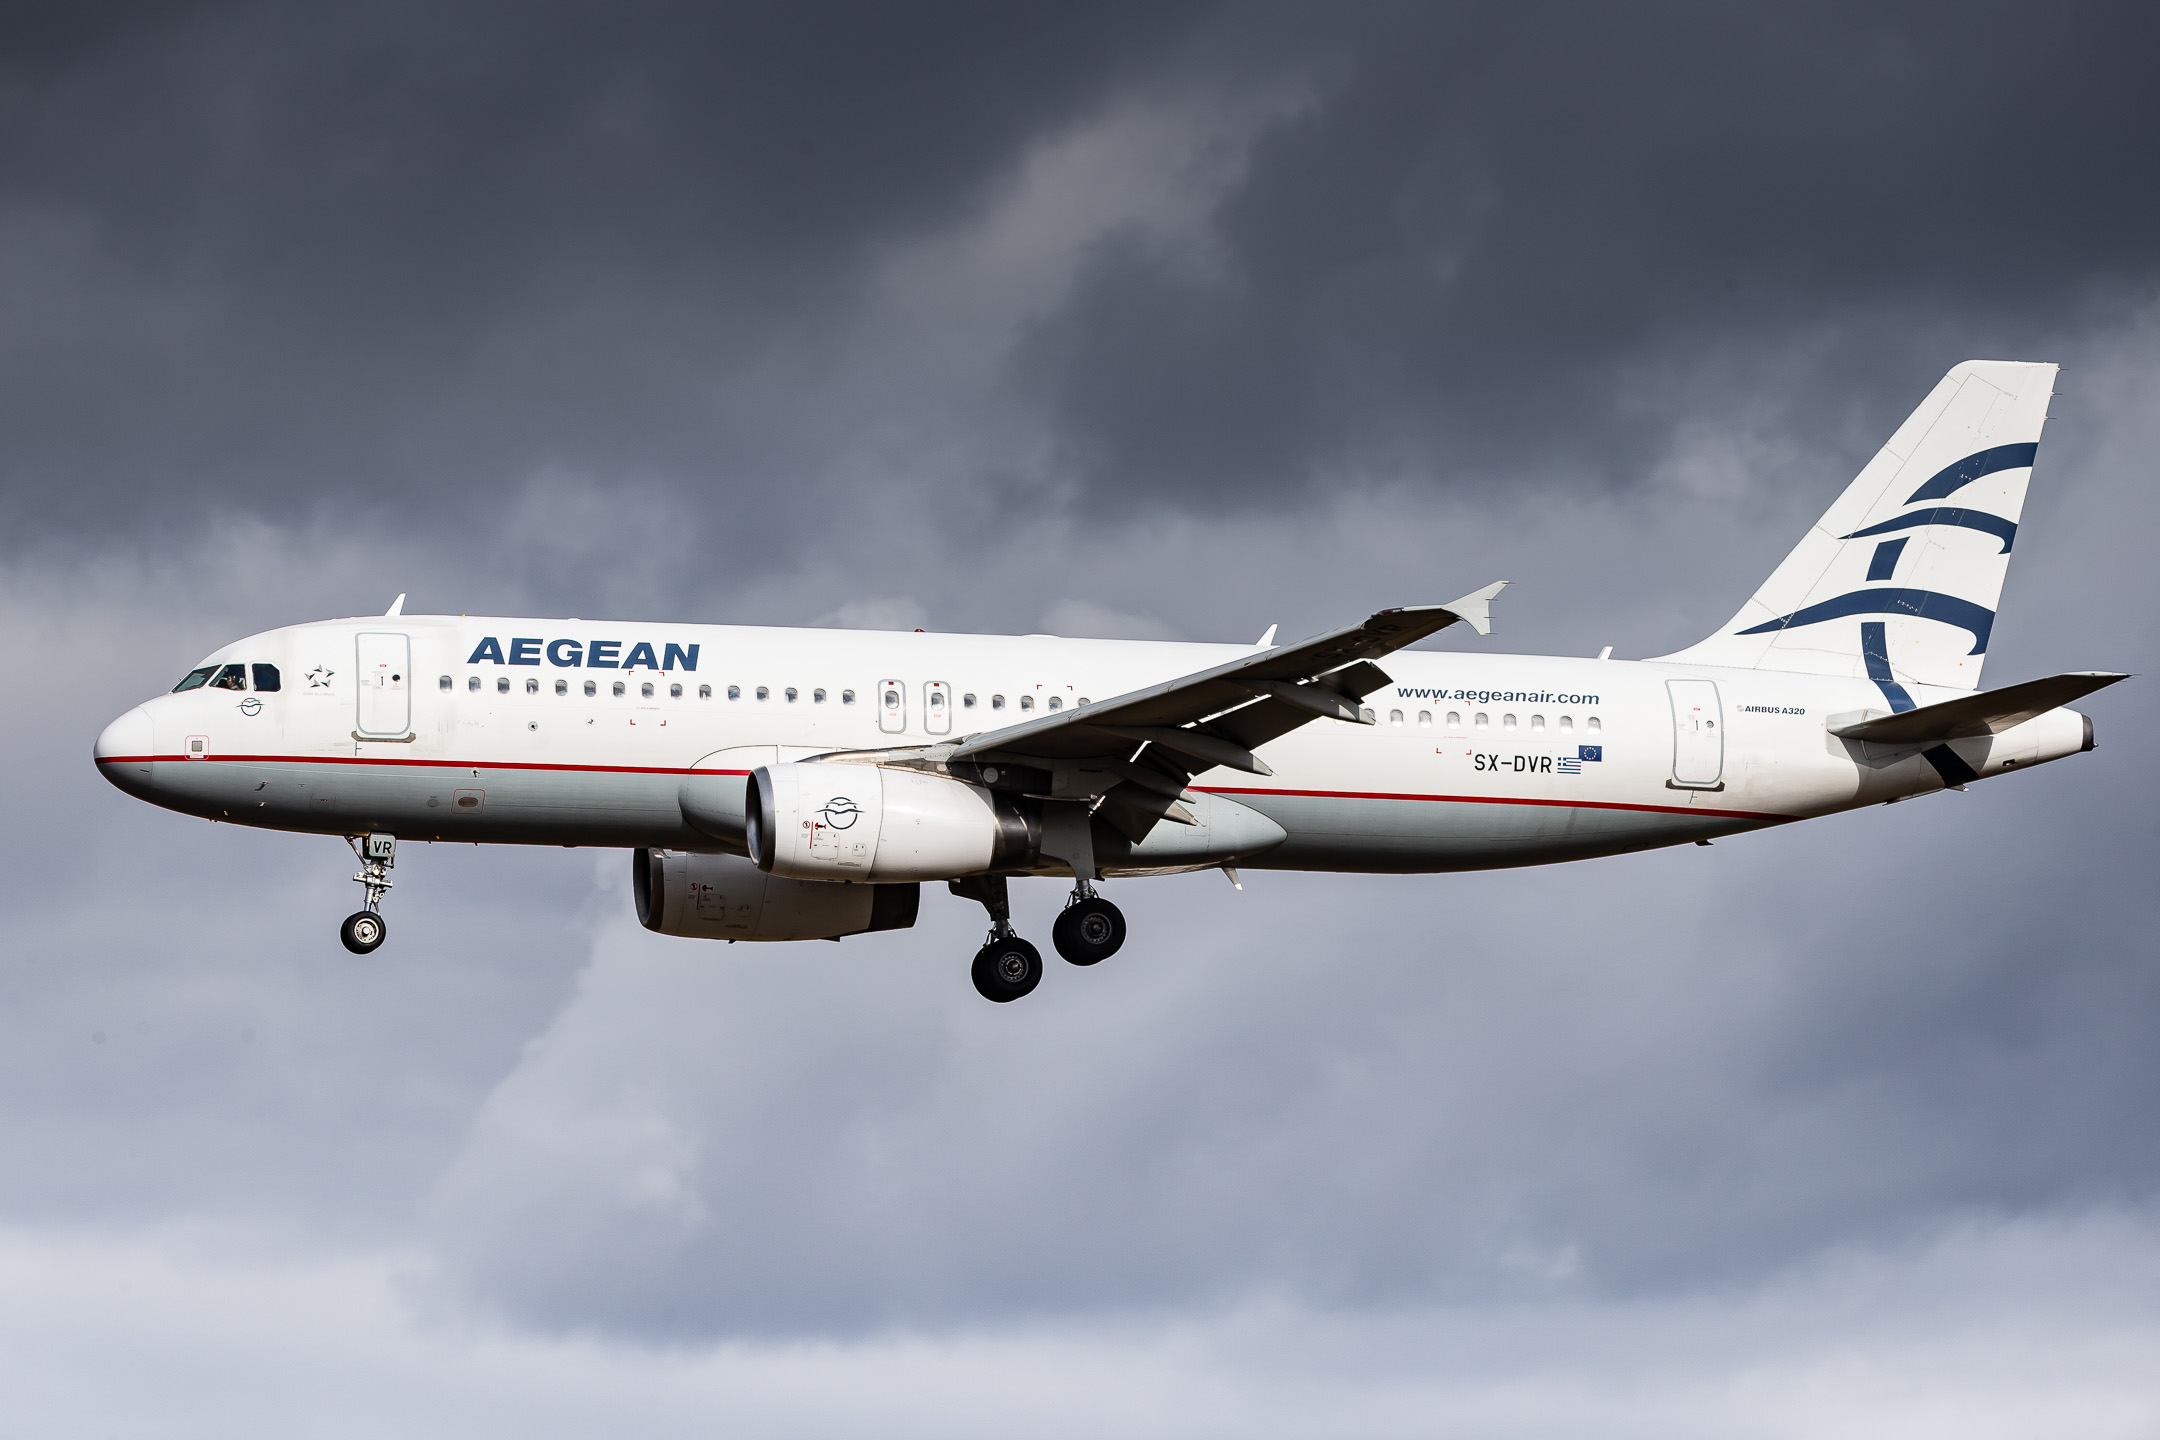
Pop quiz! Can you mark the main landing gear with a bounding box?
[1052,880,1126,966]
[949,875,1126,1002]
[341,832,395,955]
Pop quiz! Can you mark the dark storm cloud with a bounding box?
[10,1,2160,560]
[0,0,1208,539]
[1019,2,2160,505]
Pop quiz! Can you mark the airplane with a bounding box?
[94,360,2124,1002]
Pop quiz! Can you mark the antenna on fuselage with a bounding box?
[385,593,406,616]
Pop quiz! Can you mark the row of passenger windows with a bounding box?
[173,663,280,693]
[1379,708,1601,735]
[441,676,1085,711]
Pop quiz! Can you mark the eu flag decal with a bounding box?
[1578,745,1603,762]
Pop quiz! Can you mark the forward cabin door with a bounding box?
[1666,679,1723,788]
[877,678,907,734]
[923,680,952,735]
[356,632,412,737]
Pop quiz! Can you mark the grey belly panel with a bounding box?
[1227,793,1774,873]
[154,761,710,849]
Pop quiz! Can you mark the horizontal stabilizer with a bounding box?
[1827,671,2127,746]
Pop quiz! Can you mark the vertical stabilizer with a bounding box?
[1656,360,2057,692]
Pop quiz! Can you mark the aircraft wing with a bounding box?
[1827,670,2128,746]
[947,583,1504,839]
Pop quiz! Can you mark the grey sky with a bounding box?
[3,3,2157,1432]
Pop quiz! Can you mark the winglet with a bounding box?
[1441,581,1507,637]
[1256,624,1277,648]
[385,593,406,617]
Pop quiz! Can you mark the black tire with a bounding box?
[340,910,387,955]
[1052,897,1126,966]
[971,936,1042,1002]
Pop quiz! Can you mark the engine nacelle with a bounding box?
[746,761,1033,881]
[633,848,918,942]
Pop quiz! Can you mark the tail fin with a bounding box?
[1656,360,2058,692]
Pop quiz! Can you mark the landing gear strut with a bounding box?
[949,875,1041,1002]
[341,832,394,955]
[1051,879,1125,966]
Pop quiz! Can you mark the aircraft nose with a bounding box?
[94,706,157,796]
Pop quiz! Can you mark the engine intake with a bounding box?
[633,848,917,941]
[746,761,1035,881]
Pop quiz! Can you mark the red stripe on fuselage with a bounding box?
[96,755,1784,822]
[96,754,749,777]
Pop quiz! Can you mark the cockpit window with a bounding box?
[209,664,248,691]
[252,663,281,692]
[172,666,217,692]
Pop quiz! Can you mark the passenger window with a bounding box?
[670,683,682,699]
[1559,715,1573,733]
[1503,714,1517,730]
[210,664,247,691]
[252,664,281,692]
[991,695,1005,710]
[1047,696,1062,712]
[1418,710,1431,727]
[1078,697,1090,706]
[813,688,826,703]
[1474,712,1489,731]
[641,682,654,698]
[841,689,855,705]
[963,693,976,708]
[1019,696,1033,711]
[583,680,597,697]
[1531,714,1545,732]
[556,679,568,696]
[757,686,770,701]
[468,675,481,692]
[1360,707,1377,724]
[172,667,217,692]
[613,681,626,697]
[786,687,798,703]
[439,675,452,691]
[1447,710,1462,733]
[1389,709,1404,725]
[497,676,510,694]
[526,677,539,694]
[727,685,741,700]
[884,687,899,709]
[1587,716,1601,733]
[698,685,711,699]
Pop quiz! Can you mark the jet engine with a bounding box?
[633,848,918,941]
[746,761,1036,881]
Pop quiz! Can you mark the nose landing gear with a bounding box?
[341,833,395,954]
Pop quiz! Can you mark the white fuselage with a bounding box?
[94,614,2093,874]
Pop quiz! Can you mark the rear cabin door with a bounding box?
[923,680,952,735]
[356,632,412,736]
[877,678,907,734]
[1666,679,1723,788]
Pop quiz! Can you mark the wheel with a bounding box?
[1052,897,1126,966]
[340,910,387,955]
[970,936,1042,1002]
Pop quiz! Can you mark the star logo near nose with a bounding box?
[306,666,334,688]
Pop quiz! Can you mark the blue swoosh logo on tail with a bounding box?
[1736,588,1995,655]
[1904,443,2036,503]
[1841,506,2018,554]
